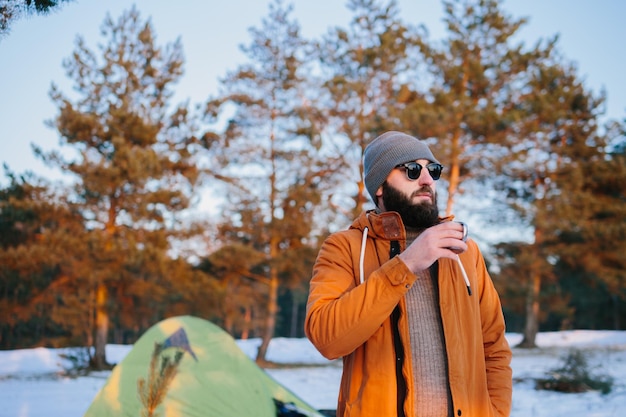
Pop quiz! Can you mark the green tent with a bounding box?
[84,315,325,417]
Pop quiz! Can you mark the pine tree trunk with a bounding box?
[612,295,620,330]
[92,206,116,369]
[241,306,251,340]
[445,54,471,218]
[290,292,298,338]
[518,271,540,348]
[518,230,542,348]
[93,283,109,369]
[256,270,278,364]
[446,157,461,217]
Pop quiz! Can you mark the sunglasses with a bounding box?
[395,162,444,181]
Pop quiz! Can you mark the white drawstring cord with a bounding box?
[359,227,368,284]
[456,255,472,296]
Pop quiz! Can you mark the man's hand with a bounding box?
[398,221,468,273]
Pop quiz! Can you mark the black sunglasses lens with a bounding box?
[405,164,422,180]
[427,164,443,180]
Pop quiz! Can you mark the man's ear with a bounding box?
[375,186,383,208]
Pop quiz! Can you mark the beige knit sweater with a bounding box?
[405,229,453,417]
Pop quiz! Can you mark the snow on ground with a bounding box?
[1,331,625,417]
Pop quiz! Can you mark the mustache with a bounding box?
[411,186,434,199]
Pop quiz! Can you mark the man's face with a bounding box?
[377,159,440,229]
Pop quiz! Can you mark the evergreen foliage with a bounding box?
[1,0,625,352]
[405,0,546,216]
[0,172,93,349]
[315,0,420,217]
[201,0,331,362]
[137,342,184,417]
[5,6,212,367]
[0,0,72,38]
[535,349,614,394]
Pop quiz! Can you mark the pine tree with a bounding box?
[498,47,608,346]
[203,0,327,363]
[316,0,420,216]
[548,121,626,330]
[403,0,548,216]
[197,241,267,338]
[38,6,203,368]
[0,171,92,349]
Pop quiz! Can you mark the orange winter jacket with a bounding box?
[305,210,512,417]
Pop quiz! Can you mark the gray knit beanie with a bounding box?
[363,131,440,202]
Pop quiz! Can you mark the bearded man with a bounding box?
[305,131,512,417]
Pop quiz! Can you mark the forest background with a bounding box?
[0,0,625,370]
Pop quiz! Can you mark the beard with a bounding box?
[381,181,439,229]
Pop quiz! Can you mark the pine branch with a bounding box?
[137,342,184,417]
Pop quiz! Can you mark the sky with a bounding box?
[1,0,625,188]
[1,329,625,416]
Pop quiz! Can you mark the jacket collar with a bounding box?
[350,210,405,241]
[349,209,455,241]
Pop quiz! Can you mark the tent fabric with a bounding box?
[83,315,325,417]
